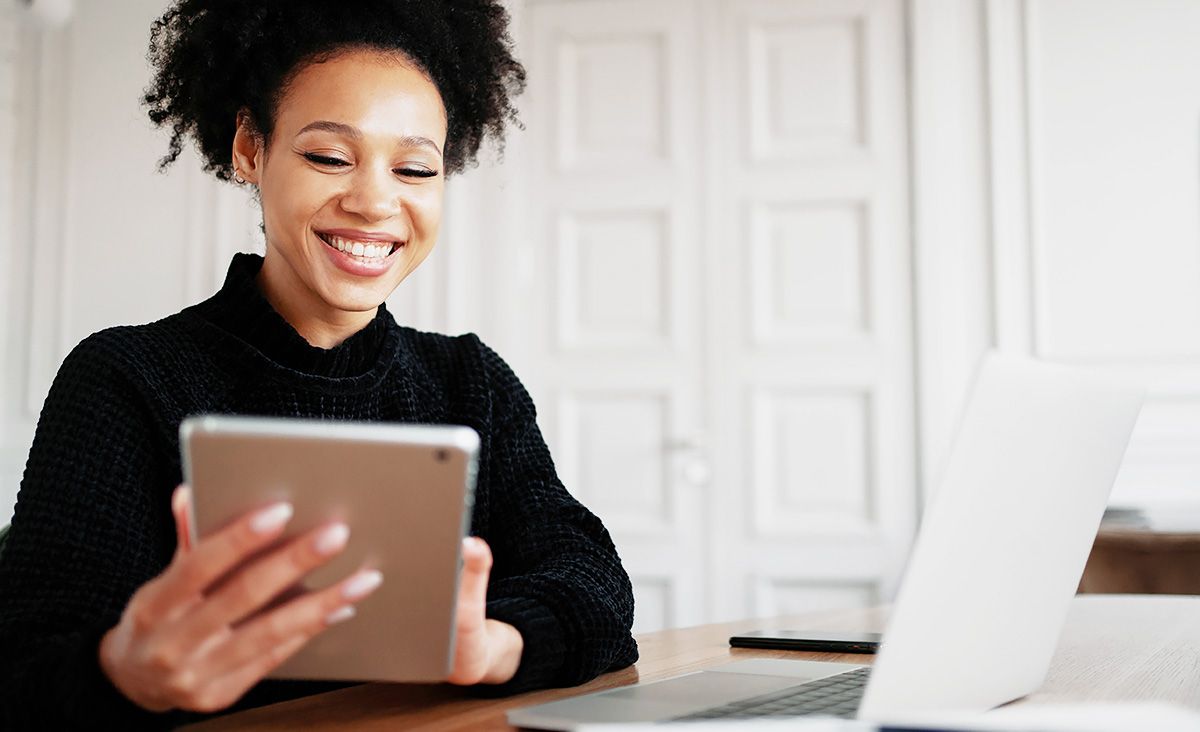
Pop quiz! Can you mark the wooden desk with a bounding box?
[186,595,1200,731]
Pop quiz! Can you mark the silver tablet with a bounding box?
[179,414,479,683]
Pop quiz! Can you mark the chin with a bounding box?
[317,283,392,314]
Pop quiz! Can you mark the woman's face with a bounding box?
[234,48,447,328]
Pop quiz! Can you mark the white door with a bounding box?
[703,0,915,622]
[513,0,915,632]
[519,0,709,633]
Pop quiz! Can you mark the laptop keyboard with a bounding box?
[670,666,871,721]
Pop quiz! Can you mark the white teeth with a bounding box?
[322,234,395,259]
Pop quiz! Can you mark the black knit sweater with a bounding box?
[0,253,638,728]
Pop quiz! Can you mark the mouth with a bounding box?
[315,231,404,261]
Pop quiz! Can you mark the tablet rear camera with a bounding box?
[435,449,449,462]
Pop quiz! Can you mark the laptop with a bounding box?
[508,353,1144,729]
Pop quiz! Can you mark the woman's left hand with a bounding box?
[446,537,524,685]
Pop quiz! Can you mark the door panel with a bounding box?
[705,0,914,621]
[525,0,707,632]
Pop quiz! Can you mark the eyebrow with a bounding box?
[295,120,442,156]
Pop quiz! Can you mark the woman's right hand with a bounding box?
[99,485,383,713]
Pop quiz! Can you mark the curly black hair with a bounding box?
[143,0,525,179]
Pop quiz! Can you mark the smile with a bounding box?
[315,231,402,260]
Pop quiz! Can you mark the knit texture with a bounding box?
[0,253,638,729]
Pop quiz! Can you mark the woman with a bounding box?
[0,1,638,727]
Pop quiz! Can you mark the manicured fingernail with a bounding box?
[314,523,350,555]
[250,502,293,534]
[343,570,383,600]
[325,605,356,626]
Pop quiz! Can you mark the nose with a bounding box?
[338,165,403,222]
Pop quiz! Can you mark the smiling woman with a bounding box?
[0,1,638,729]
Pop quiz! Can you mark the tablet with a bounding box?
[179,414,479,683]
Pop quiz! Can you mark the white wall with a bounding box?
[911,0,1200,510]
[1029,0,1200,508]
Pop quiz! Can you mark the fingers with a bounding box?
[172,485,192,555]
[140,500,295,623]
[460,537,492,602]
[457,537,492,629]
[196,567,383,682]
[165,521,352,651]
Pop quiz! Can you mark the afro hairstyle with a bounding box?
[143,0,526,179]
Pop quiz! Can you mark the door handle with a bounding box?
[663,437,711,486]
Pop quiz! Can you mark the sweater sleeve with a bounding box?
[470,337,639,695]
[0,332,183,729]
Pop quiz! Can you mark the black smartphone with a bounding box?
[729,629,882,653]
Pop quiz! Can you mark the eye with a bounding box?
[302,152,350,167]
[395,167,439,179]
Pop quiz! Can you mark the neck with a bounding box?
[256,253,376,349]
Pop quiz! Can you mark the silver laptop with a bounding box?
[508,353,1144,729]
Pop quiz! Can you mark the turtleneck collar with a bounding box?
[190,252,397,379]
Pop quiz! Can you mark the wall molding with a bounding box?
[2,8,42,520]
[24,21,69,417]
[909,0,995,504]
[0,5,18,451]
[984,0,1035,355]
[0,5,16,396]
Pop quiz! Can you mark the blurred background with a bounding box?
[1,0,1198,633]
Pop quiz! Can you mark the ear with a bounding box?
[231,109,264,184]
